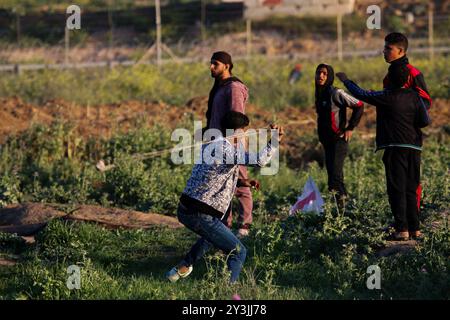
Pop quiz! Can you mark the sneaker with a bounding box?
[410,231,424,240]
[236,228,249,239]
[386,231,410,241]
[166,264,193,282]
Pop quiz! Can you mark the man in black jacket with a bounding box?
[336,65,424,241]
[382,33,432,217]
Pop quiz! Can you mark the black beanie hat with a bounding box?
[221,111,249,131]
[211,51,233,71]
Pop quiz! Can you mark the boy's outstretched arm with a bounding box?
[228,125,284,168]
[336,72,389,107]
[246,124,284,167]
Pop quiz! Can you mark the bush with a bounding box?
[0,171,22,208]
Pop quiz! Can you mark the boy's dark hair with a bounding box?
[385,32,409,52]
[388,64,410,89]
[221,111,249,131]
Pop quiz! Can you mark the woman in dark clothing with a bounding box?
[314,64,364,209]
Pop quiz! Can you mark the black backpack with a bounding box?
[416,96,431,128]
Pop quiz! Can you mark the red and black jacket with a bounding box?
[316,86,364,143]
[383,56,432,110]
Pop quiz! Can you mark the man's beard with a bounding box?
[211,70,223,79]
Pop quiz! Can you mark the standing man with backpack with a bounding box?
[382,32,432,221]
[336,65,428,241]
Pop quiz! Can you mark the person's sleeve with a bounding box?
[335,88,364,108]
[382,73,389,89]
[243,142,277,167]
[224,141,277,167]
[229,82,246,113]
[413,72,432,110]
[343,79,390,107]
[347,105,364,131]
[335,89,364,130]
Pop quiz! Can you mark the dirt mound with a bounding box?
[0,202,182,236]
[0,203,66,236]
[0,97,203,143]
[376,239,418,257]
[0,96,448,168]
[1,96,448,139]
[64,204,183,229]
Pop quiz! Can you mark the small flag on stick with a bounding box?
[289,176,324,215]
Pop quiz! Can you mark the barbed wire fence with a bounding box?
[0,0,448,73]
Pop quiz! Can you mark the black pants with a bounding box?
[382,147,421,232]
[321,138,348,200]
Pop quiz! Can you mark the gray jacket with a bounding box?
[182,137,276,219]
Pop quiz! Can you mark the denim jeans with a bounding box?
[177,202,247,283]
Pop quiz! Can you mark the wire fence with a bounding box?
[0,1,448,69]
[0,45,449,74]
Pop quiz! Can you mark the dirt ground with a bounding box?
[0,202,182,236]
[0,202,182,266]
[0,96,448,167]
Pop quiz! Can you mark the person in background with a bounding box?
[289,64,303,85]
[203,51,256,238]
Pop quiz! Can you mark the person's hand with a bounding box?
[249,179,260,190]
[340,130,353,141]
[336,72,349,82]
[237,179,260,190]
[270,124,284,143]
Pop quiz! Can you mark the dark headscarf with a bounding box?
[314,63,335,108]
[211,51,233,72]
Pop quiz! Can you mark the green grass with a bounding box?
[0,121,448,300]
[0,55,448,109]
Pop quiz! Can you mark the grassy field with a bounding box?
[0,55,449,300]
[0,119,448,299]
[0,55,448,110]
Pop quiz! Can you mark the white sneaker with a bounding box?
[166,264,193,282]
[236,228,249,238]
